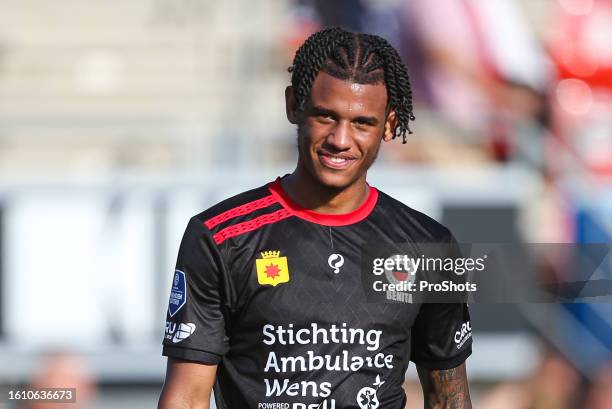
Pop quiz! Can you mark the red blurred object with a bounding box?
[488,116,513,163]
[549,0,612,89]
[547,0,612,178]
[283,17,321,63]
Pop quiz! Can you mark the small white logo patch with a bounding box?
[454,321,472,349]
[173,323,196,343]
[328,254,345,274]
[165,322,196,343]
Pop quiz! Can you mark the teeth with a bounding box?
[327,156,347,163]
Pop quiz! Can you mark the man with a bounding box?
[158,27,472,409]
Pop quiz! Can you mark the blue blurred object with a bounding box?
[564,201,612,377]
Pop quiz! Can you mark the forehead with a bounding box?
[308,71,388,113]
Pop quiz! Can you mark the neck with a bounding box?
[281,168,369,214]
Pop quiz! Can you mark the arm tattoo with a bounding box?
[417,364,472,409]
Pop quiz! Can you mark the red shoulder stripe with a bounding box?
[204,194,278,229]
[213,209,292,245]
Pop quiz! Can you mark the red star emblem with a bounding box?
[265,263,281,279]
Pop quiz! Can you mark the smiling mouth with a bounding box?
[318,152,356,170]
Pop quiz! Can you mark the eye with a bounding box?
[316,113,335,123]
[354,118,372,127]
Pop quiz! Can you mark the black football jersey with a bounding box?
[162,176,472,409]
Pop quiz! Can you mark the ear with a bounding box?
[383,110,397,142]
[285,86,298,124]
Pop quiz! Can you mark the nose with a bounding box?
[325,120,352,151]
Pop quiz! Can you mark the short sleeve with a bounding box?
[162,216,231,364]
[409,302,472,370]
[410,230,473,369]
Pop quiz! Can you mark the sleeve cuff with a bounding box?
[411,345,472,370]
[162,345,223,365]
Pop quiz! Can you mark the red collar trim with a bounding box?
[268,177,378,226]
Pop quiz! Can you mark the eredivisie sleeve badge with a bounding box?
[256,250,290,286]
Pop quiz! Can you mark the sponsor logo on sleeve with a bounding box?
[168,270,187,317]
[454,321,472,349]
[165,321,196,343]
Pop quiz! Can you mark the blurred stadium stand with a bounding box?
[0,0,292,174]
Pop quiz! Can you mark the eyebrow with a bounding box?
[310,106,337,118]
[310,105,379,125]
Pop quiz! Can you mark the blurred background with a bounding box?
[0,0,611,408]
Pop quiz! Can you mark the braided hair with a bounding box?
[288,27,415,143]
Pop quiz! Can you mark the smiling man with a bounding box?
[158,27,472,409]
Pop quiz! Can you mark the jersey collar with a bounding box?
[268,177,378,226]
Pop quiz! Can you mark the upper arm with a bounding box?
[162,217,230,363]
[411,232,473,408]
[159,217,230,407]
[158,358,217,409]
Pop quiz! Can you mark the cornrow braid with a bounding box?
[288,27,416,143]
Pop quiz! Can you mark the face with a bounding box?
[286,71,396,190]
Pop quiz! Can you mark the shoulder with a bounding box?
[374,189,454,243]
[185,181,286,248]
[190,181,278,233]
[191,182,274,227]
